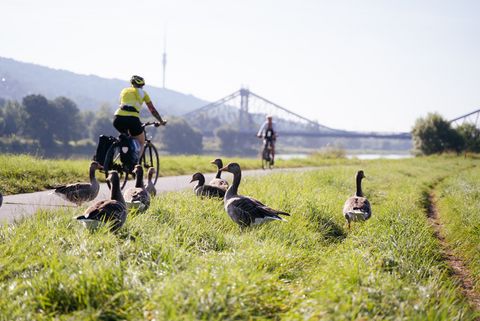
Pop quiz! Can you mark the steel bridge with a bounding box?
[184,88,411,140]
[449,109,480,128]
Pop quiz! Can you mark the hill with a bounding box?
[0,56,208,115]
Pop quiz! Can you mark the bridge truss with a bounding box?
[449,109,480,128]
[184,88,411,139]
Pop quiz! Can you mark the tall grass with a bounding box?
[0,156,478,320]
[0,153,351,194]
[436,165,480,291]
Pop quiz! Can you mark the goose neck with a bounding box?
[135,171,144,188]
[111,180,125,204]
[89,166,96,182]
[226,170,241,198]
[356,176,364,197]
[215,168,222,179]
[197,174,205,186]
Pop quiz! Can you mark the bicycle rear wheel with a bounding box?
[261,147,269,170]
[268,148,274,169]
[104,144,129,190]
[140,142,160,185]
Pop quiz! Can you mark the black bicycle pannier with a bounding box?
[94,135,116,166]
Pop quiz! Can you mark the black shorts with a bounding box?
[113,116,143,136]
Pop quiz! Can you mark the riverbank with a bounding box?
[0,156,478,319]
[0,153,354,195]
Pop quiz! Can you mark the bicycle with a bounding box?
[261,139,274,170]
[102,122,164,189]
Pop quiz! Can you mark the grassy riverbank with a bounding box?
[0,153,351,194]
[436,166,480,292]
[0,156,479,320]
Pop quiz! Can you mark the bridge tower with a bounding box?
[239,88,253,131]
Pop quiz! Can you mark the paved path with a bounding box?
[0,167,317,223]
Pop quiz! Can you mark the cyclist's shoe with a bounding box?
[271,159,275,165]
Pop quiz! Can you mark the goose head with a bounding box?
[133,165,144,177]
[90,161,103,171]
[219,162,241,174]
[210,158,224,169]
[189,172,205,184]
[356,170,366,180]
[106,170,120,186]
[147,167,156,180]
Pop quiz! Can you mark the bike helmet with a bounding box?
[266,115,273,120]
[130,75,145,87]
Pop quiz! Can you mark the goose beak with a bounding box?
[189,178,194,183]
[210,160,216,164]
[219,165,228,172]
[98,164,104,170]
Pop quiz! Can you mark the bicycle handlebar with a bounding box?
[143,121,166,128]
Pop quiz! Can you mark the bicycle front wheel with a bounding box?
[140,142,160,185]
[104,144,129,190]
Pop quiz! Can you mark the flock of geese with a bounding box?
[48,158,371,232]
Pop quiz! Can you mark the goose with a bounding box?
[190,172,225,198]
[343,170,372,229]
[220,162,290,227]
[54,161,102,205]
[209,158,229,191]
[124,165,150,212]
[146,167,157,197]
[76,171,127,232]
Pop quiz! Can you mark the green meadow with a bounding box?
[0,156,479,320]
[0,153,349,195]
[436,166,480,292]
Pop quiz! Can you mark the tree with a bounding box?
[22,94,55,148]
[412,113,465,155]
[80,110,96,140]
[215,126,256,156]
[90,105,117,141]
[51,96,82,144]
[457,123,480,153]
[0,100,27,136]
[159,118,203,154]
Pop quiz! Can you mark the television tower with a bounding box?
[162,32,167,89]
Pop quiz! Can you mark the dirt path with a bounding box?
[0,166,318,223]
[426,188,480,315]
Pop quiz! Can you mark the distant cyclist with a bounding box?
[257,115,276,164]
[113,75,167,159]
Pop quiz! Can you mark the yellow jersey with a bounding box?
[114,87,152,117]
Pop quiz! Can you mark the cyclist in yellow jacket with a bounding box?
[113,75,167,158]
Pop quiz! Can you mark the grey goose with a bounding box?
[343,170,372,229]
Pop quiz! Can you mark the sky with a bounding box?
[2,0,480,132]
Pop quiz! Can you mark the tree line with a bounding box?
[4,94,468,158]
[0,94,205,157]
[412,113,480,155]
[0,94,275,157]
